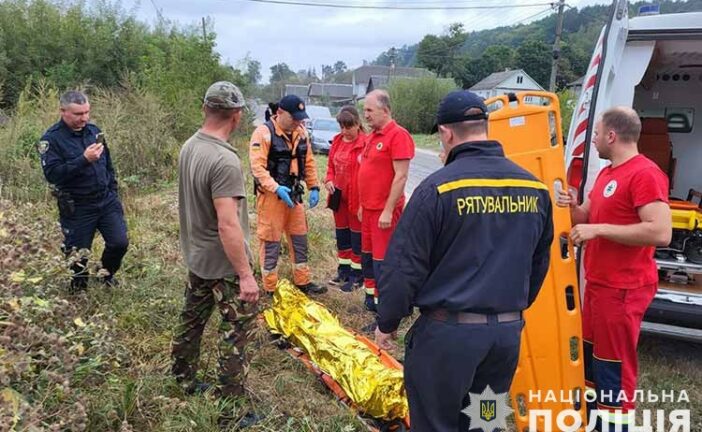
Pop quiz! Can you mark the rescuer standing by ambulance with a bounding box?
[556,106,671,432]
[375,90,554,432]
[249,95,326,295]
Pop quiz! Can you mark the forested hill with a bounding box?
[372,0,702,89]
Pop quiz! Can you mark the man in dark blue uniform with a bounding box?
[40,91,129,291]
[374,90,553,431]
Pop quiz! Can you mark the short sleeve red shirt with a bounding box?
[584,155,669,288]
[358,120,415,210]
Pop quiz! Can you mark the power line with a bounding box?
[239,0,554,10]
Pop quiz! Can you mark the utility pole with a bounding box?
[549,0,566,92]
[388,46,397,80]
[202,17,207,41]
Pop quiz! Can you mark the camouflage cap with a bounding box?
[204,81,246,109]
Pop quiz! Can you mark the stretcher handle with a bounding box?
[486,91,560,110]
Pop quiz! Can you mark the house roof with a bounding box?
[470,70,521,91]
[352,65,431,85]
[284,84,309,97]
[308,83,354,98]
[469,69,544,91]
[367,75,390,92]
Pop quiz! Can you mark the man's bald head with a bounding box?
[366,90,391,111]
[364,90,392,131]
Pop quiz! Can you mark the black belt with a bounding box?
[424,309,522,324]
[70,190,110,202]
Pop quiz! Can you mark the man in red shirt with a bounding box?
[358,90,415,315]
[557,106,671,432]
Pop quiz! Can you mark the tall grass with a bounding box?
[0,81,193,202]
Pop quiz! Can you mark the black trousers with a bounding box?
[59,191,129,287]
[404,314,524,432]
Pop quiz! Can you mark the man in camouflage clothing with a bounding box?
[172,81,260,402]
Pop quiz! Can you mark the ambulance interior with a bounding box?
[632,39,702,296]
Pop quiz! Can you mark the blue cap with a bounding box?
[431,90,488,133]
[278,95,309,121]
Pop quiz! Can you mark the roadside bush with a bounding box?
[388,76,457,134]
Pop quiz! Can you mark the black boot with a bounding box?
[341,268,362,292]
[328,263,350,286]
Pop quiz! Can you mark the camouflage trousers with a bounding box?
[171,272,257,397]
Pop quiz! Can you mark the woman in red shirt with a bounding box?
[325,106,366,292]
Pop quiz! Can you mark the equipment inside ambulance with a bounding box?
[564,0,702,341]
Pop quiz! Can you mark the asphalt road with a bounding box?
[407,148,442,196]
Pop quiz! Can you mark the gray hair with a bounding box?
[367,90,391,111]
[60,90,88,107]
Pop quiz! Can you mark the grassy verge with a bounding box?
[412,134,440,152]
[2,145,700,431]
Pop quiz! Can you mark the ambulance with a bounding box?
[564,0,702,341]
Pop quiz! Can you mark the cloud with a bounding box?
[125,0,611,82]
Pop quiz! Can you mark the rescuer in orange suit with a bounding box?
[249,95,326,295]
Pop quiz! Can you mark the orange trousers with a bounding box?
[256,191,310,292]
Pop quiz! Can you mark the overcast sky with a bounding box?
[123,0,611,83]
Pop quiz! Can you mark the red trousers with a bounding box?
[333,195,361,271]
[582,282,657,428]
[361,205,403,300]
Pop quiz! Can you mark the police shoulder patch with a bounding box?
[38,140,50,155]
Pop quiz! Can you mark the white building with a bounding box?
[469,69,544,99]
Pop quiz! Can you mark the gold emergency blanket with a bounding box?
[263,280,408,420]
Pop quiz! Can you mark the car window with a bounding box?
[306,106,332,118]
[313,119,340,132]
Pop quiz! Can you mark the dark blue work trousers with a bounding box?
[404,314,524,432]
[59,191,129,287]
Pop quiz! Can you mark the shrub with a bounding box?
[388,76,457,134]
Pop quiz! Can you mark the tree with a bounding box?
[416,23,466,78]
[389,76,457,133]
[246,59,261,85]
[333,61,347,75]
[321,65,334,81]
[373,45,416,67]
[270,63,295,83]
[481,45,516,73]
[417,35,450,76]
[516,39,551,88]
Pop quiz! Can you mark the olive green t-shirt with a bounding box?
[178,130,251,279]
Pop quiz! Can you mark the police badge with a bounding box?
[38,140,50,155]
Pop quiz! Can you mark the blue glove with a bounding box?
[309,188,320,208]
[276,186,295,208]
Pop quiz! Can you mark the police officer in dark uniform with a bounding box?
[374,90,553,431]
[39,90,129,291]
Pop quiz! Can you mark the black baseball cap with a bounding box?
[278,95,309,121]
[431,90,488,133]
